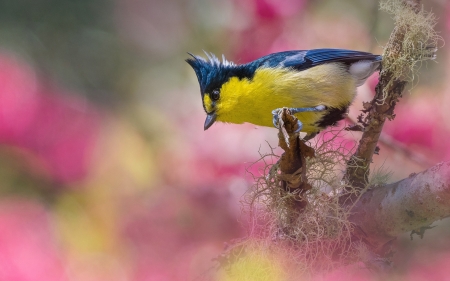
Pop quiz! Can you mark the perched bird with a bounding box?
[186,49,381,139]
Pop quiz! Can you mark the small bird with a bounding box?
[186,49,381,139]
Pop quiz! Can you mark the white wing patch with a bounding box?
[349,60,381,87]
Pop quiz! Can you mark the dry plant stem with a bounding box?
[277,108,314,209]
[349,161,450,251]
[344,0,420,190]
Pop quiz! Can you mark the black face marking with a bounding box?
[186,53,259,110]
[315,106,349,129]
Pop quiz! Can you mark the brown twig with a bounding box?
[276,108,314,210]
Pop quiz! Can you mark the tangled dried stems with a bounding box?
[218,130,367,277]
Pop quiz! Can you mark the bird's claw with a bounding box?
[293,120,303,134]
[272,108,303,133]
[272,109,281,128]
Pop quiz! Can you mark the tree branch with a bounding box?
[349,161,450,251]
[344,0,421,190]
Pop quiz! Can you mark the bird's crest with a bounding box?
[186,52,236,96]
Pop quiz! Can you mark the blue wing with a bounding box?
[253,48,381,71]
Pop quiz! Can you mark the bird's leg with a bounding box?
[272,105,326,133]
[288,105,326,114]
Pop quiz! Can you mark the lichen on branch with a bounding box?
[380,0,440,92]
[344,0,440,190]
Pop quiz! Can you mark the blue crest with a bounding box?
[186,52,257,98]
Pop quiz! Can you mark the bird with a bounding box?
[186,48,382,139]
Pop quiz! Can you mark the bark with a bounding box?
[276,108,314,210]
[343,0,420,190]
[349,161,450,251]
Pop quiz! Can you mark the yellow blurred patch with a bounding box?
[54,184,122,253]
[218,247,287,281]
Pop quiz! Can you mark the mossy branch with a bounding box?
[344,0,439,190]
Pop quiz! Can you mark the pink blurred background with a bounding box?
[0,0,449,280]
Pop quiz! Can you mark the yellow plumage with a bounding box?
[187,49,381,135]
[206,64,355,133]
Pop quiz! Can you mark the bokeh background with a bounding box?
[0,0,449,280]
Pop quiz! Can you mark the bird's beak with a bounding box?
[204,112,216,130]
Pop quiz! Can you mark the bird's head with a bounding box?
[186,52,256,130]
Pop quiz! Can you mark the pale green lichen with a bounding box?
[380,0,441,94]
[369,164,393,187]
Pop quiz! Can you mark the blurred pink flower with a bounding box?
[318,262,373,281]
[405,252,450,281]
[447,3,450,32]
[367,72,379,91]
[0,198,66,281]
[121,188,243,280]
[240,0,306,20]
[315,128,358,156]
[0,52,101,184]
[232,0,307,62]
[0,53,39,142]
[383,96,449,161]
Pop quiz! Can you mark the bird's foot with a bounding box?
[272,108,304,134]
[272,105,326,133]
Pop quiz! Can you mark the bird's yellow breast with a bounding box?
[212,63,356,133]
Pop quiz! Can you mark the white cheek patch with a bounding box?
[349,60,381,87]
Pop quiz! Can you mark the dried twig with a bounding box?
[276,108,314,209]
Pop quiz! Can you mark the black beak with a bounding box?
[204,112,216,130]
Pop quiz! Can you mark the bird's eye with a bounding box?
[210,89,220,101]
